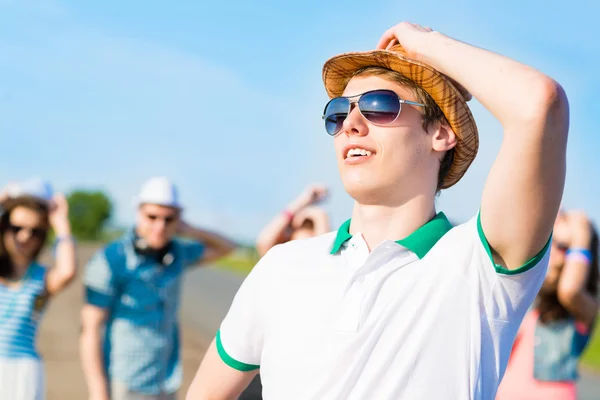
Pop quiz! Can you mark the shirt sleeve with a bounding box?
[215,248,275,371]
[178,240,206,268]
[470,211,550,323]
[83,248,118,309]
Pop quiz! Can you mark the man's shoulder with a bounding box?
[104,237,128,256]
[268,231,337,258]
[425,214,479,257]
[88,237,129,269]
[248,232,338,285]
[255,231,337,272]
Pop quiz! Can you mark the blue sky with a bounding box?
[0,0,597,242]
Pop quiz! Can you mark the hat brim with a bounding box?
[322,45,479,189]
[132,196,183,210]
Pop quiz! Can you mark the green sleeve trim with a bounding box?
[216,330,260,372]
[477,212,551,275]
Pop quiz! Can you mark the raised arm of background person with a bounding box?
[45,193,77,295]
[292,206,331,236]
[378,23,569,269]
[256,184,328,257]
[178,221,237,264]
[556,211,599,326]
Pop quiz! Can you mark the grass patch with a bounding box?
[582,324,600,372]
[213,248,259,276]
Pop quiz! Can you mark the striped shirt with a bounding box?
[83,231,205,395]
[0,263,49,359]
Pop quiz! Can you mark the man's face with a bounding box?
[136,203,180,249]
[333,75,444,204]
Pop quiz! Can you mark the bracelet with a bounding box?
[54,235,75,246]
[51,235,75,258]
[282,210,294,222]
[565,248,592,264]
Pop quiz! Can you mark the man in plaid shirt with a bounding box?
[80,177,236,400]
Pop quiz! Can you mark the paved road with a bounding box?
[182,267,600,399]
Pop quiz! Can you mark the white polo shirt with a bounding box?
[217,212,549,400]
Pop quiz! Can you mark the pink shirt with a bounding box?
[496,311,582,400]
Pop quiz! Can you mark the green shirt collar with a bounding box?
[330,212,453,259]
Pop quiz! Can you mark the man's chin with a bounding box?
[146,238,170,250]
[345,184,386,205]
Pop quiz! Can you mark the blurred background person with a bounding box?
[255,184,331,257]
[496,210,599,400]
[240,184,331,400]
[80,177,236,400]
[0,179,77,400]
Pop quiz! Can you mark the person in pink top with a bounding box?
[496,210,599,400]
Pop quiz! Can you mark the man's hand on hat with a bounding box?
[177,219,194,236]
[377,22,473,101]
[49,193,71,236]
[377,22,434,61]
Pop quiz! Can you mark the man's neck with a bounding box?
[350,195,436,251]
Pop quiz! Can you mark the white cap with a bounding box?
[5,178,54,204]
[135,177,183,209]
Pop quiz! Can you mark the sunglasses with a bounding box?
[145,213,178,225]
[8,224,47,239]
[322,89,425,136]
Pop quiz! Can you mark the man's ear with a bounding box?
[429,121,456,159]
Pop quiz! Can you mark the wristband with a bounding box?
[53,235,75,249]
[282,210,294,222]
[565,248,592,264]
[55,235,75,244]
[52,235,75,258]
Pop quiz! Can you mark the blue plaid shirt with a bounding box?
[83,230,205,395]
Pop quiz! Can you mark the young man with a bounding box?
[187,22,569,399]
[80,177,236,400]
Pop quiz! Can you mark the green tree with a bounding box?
[67,190,113,241]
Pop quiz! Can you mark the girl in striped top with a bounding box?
[0,182,77,400]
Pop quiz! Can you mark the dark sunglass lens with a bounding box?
[359,90,401,125]
[8,225,46,238]
[32,228,46,238]
[323,97,350,136]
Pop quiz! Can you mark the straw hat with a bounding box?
[322,44,479,188]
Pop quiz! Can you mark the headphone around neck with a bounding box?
[132,235,175,266]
